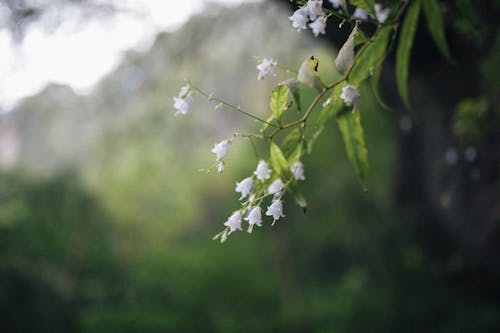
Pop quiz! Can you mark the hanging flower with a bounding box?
[267,178,285,196]
[217,161,224,173]
[329,0,342,9]
[211,140,229,161]
[340,85,360,108]
[289,8,308,31]
[309,16,327,37]
[224,211,243,234]
[290,161,305,181]
[306,0,324,21]
[374,3,390,23]
[256,58,277,80]
[173,85,192,116]
[253,160,271,181]
[235,177,253,200]
[353,7,368,21]
[266,200,285,225]
[245,206,262,233]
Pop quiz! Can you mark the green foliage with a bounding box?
[396,0,421,108]
[349,0,375,13]
[422,0,452,61]
[270,85,290,122]
[270,141,290,178]
[336,107,369,190]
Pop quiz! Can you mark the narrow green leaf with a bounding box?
[396,0,421,109]
[348,26,391,86]
[270,85,289,121]
[270,141,290,177]
[422,0,452,61]
[349,0,375,13]
[280,79,301,111]
[281,128,302,157]
[288,184,307,212]
[261,113,275,132]
[370,63,388,109]
[336,107,369,190]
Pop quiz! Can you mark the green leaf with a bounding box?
[270,141,290,177]
[288,184,307,212]
[336,107,369,190]
[396,0,421,109]
[349,0,375,13]
[270,85,289,121]
[281,128,302,157]
[422,0,452,61]
[280,79,301,112]
[348,26,391,86]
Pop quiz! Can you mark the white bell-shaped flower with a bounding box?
[266,200,285,225]
[290,161,305,181]
[235,177,253,200]
[353,7,368,21]
[173,86,192,116]
[256,58,277,80]
[329,0,342,9]
[374,3,390,23]
[211,140,229,161]
[289,8,308,31]
[267,178,285,196]
[224,211,243,234]
[253,160,271,181]
[309,16,327,37]
[245,206,262,233]
[306,0,324,21]
[340,85,360,108]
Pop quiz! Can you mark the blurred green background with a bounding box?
[1,1,499,332]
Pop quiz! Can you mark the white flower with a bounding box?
[289,8,308,31]
[329,0,342,9]
[224,211,243,234]
[211,140,229,161]
[353,7,368,21]
[235,177,253,200]
[266,200,285,225]
[290,161,305,181]
[374,3,390,23]
[340,85,360,108]
[256,58,277,80]
[267,178,285,196]
[173,85,192,116]
[217,161,224,173]
[253,160,271,181]
[245,206,262,233]
[309,16,327,37]
[306,0,324,21]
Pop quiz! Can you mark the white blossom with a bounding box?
[256,58,277,80]
[235,177,253,200]
[374,3,390,23]
[353,7,368,21]
[289,8,308,31]
[173,86,192,116]
[309,16,327,37]
[340,85,360,108]
[253,160,271,181]
[306,0,324,21]
[266,200,285,225]
[267,178,285,196]
[329,0,342,9]
[290,161,305,181]
[245,206,262,233]
[211,140,229,161]
[217,161,224,173]
[224,211,243,234]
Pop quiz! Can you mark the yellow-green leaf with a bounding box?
[270,141,290,177]
[336,107,369,190]
[270,85,289,121]
[396,0,421,109]
[422,0,452,61]
[348,26,391,86]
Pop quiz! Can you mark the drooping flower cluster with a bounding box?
[288,0,326,37]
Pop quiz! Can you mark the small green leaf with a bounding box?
[396,0,421,109]
[281,128,302,157]
[336,107,369,190]
[422,0,452,61]
[370,63,388,109]
[261,114,275,132]
[270,141,290,177]
[349,26,392,86]
[270,85,289,121]
[349,0,375,13]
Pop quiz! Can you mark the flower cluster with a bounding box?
[289,1,390,37]
[173,85,192,116]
